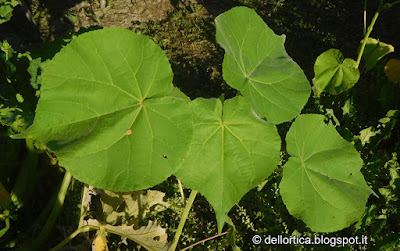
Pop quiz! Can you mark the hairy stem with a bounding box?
[50,225,98,251]
[170,190,198,251]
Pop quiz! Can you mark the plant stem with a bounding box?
[355,4,381,69]
[363,0,367,35]
[24,171,72,250]
[387,0,400,7]
[10,139,39,209]
[170,190,198,251]
[50,225,98,251]
[177,178,185,202]
[181,231,228,251]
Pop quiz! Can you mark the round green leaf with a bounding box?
[279,114,372,232]
[176,96,281,232]
[215,6,311,124]
[13,28,192,191]
[312,49,360,96]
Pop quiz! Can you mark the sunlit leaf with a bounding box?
[279,114,372,232]
[176,96,281,232]
[312,49,360,96]
[216,6,310,124]
[12,28,192,191]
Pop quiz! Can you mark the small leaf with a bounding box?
[342,98,354,116]
[312,49,360,96]
[279,114,372,232]
[385,59,400,83]
[215,6,310,124]
[176,96,281,233]
[15,93,24,103]
[27,57,42,90]
[360,38,394,72]
[357,126,379,146]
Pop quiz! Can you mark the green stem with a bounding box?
[10,139,39,209]
[177,178,185,203]
[355,6,381,69]
[23,171,72,250]
[9,189,58,247]
[170,190,198,251]
[50,225,98,251]
[387,0,400,7]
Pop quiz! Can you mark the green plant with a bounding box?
[6,4,398,251]
[0,0,19,24]
[312,0,400,96]
[8,7,376,250]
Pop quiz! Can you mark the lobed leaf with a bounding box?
[176,96,281,232]
[12,28,192,191]
[279,114,372,232]
[215,6,311,124]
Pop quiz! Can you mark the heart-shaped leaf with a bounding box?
[279,114,372,232]
[12,28,192,191]
[312,49,360,96]
[176,96,281,232]
[215,6,311,124]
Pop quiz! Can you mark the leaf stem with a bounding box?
[50,225,98,251]
[170,189,198,251]
[180,231,228,251]
[23,171,72,250]
[387,0,400,7]
[355,2,381,69]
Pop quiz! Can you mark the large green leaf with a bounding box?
[279,114,372,232]
[312,49,360,96]
[215,6,310,124]
[12,28,192,191]
[176,96,281,232]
